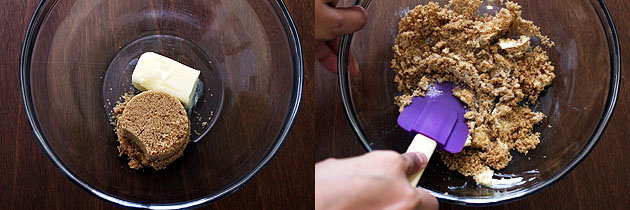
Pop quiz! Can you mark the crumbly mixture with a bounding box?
[391,0,554,182]
[113,91,190,170]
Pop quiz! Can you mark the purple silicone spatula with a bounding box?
[397,82,469,186]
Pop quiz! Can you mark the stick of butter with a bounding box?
[132,52,200,109]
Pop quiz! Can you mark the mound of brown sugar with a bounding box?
[391,0,555,181]
[114,91,190,170]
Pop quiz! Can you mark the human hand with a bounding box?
[315,0,368,76]
[315,151,439,210]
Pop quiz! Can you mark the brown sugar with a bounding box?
[114,91,190,170]
[392,0,554,179]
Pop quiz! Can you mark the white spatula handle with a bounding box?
[406,134,437,187]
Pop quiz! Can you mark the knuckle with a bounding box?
[372,151,405,168]
[386,151,405,165]
[329,13,345,35]
[330,12,344,26]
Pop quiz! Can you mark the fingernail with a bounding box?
[413,152,428,167]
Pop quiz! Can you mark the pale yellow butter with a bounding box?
[132,52,200,109]
[498,36,530,49]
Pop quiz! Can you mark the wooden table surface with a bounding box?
[0,0,313,209]
[1,0,629,209]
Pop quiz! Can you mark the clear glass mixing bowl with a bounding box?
[20,0,303,208]
[338,0,619,206]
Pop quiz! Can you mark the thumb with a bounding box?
[319,5,368,40]
[400,152,429,176]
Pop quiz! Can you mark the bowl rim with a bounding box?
[19,0,304,209]
[337,0,620,206]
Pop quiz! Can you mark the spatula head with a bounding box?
[397,82,469,153]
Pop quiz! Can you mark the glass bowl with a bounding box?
[20,0,302,208]
[337,0,619,206]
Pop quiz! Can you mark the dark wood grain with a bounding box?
[316,0,630,209]
[0,0,313,209]
[3,0,630,209]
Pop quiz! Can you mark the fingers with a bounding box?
[316,41,338,74]
[400,152,429,176]
[316,5,368,41]
[315,0,366,75]
[324,38,360,76]
[316,38,360,76]
[414,188,439,210]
